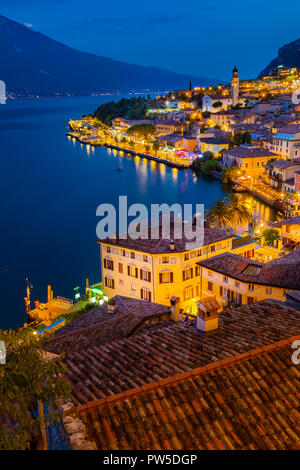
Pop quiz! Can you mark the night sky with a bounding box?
[1,0,300,81]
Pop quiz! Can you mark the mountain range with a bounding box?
[0,15,220,96]
[259,37,300,77]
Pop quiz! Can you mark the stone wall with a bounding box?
[60,399,97,450]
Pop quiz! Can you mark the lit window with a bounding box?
[104,259,114,271]
[159,272,174,284]
[104,277,114,289]
[140,269,151,282]
[183,268,193,281]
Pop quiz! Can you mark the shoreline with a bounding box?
[66,132,287,215]
[66,132,191,169]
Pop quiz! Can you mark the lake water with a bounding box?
[0,96,277,330]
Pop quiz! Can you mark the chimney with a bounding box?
[170,296,180,321]
[47,285,53,303]
[170,238,175,251]
[107,298,116,313]
[196,297,221,332]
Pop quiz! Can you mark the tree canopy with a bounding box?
[94,96,148,125]
[127,123,155,139]
[0,329,71,449]
[230,131,251,148]
[262,228,280,246]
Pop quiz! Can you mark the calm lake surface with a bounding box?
[0,96,277,330]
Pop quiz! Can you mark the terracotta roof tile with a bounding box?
[63,300,300,405]
[45,295,170,355]
[197,249,300,290]
[99,226,232,254]
[78,337,300,450]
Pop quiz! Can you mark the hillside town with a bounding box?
[3,65,300,452]
[69,65,300,215]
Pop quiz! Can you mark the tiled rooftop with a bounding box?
[270,215,300,227]
[223,146,276,159]
[197,249,300,290]
[60,300,300,405]
[277,124,300,134]
[200,137,229,145]
[269,160,300,169]
[78,336,300,450]
[98,226,232,254]
[45,295,171,355]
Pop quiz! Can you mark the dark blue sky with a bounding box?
[1,0,300,81]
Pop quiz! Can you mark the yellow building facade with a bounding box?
[99,234,257,316]
[198,264,288,307]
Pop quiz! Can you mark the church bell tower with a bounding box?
[231,66,239,106]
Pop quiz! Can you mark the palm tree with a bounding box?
[152,140,160,156]
[206,200,231,230]
[227,194,252,230]
[222,165,239,184]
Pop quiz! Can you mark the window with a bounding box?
[162,256,169,264]
[140,269,151,282]
[235,281,240,288]
[184,253,189,261]
[223,275,228,283]
[143,255,148,262]
[211,245,215,253]
[106,246,111,253]
[104,277,114,289]
[183,268,193,281]
[140,289,151,301]
[103,259,114,271]
[248,283,254,291]
[159,272,174,284]
[208,281,213,292]
[130,252,135,259]
[183,286,193,301]
[128,265,138,278]
[265,287,272,294]
[121,249,126,257]
[197,249,202,257]
[195,265,200,276]
[118,263,123,274]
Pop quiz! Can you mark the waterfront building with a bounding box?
[197,248,300,307]
[155,119,186,136]
[98,226,257,315]
[158,134,197,151]
[270,125,300,158]
[222,145,277,183]
[200,137,229,156]
[269,215,300,250]
[266,160,300,190]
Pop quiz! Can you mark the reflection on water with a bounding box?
[0,95,283,330]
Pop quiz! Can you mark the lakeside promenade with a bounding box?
[66,132,191,169]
